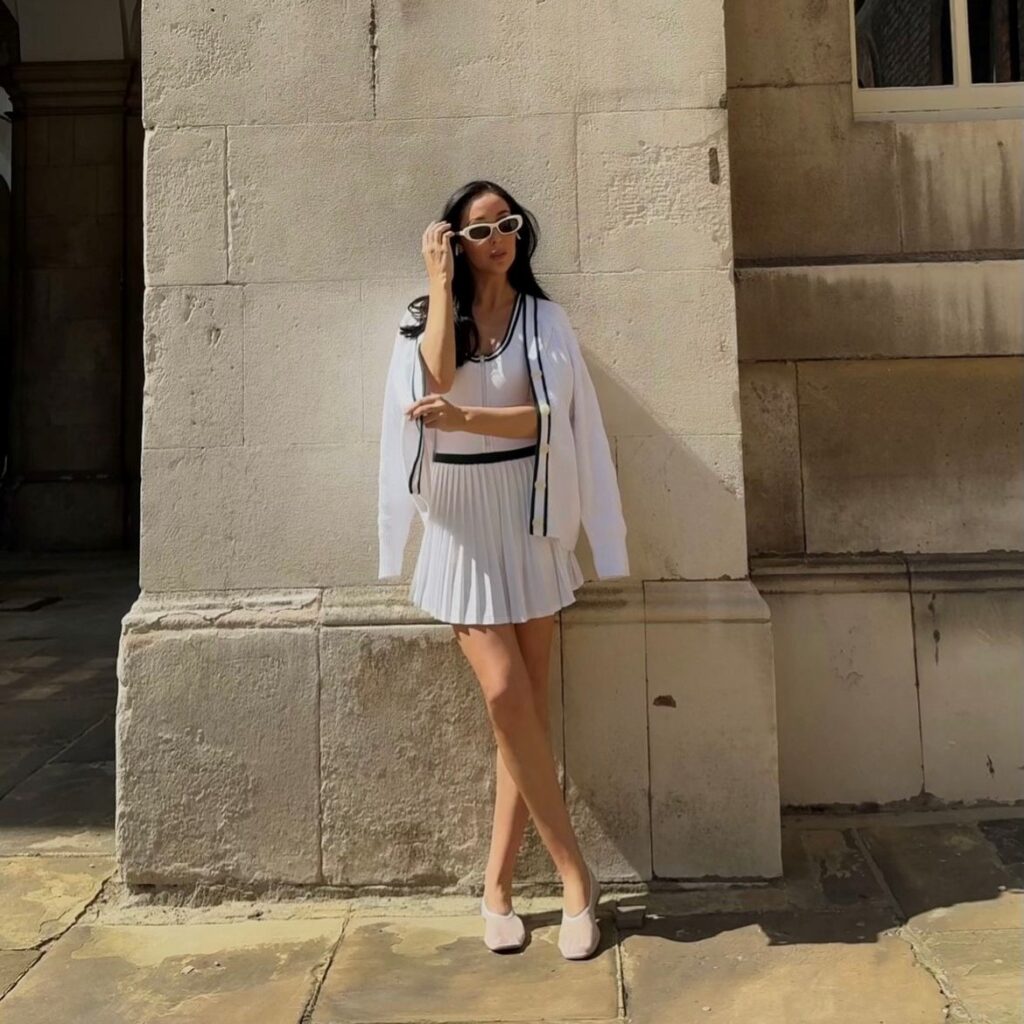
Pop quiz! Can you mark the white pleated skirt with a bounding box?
[409,448,585,625]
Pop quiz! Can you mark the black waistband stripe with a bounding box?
[434,443,538,464]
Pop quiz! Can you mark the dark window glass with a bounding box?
[854,0,954,87]
[968,0,1024,82]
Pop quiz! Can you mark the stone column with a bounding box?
[118,0,780,890]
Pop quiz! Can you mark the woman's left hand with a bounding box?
[405,395,466,431]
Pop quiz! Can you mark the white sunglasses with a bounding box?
[453,213,523,245]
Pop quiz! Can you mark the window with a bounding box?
[851,0,1024,118]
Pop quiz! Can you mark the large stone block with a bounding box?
[141,0,373,126]
[728,83,899,259]
[577,109,732,272]
[910,561,1024,803]
[144,127,225,285]
[243,282,363,445]
[645,580,781,879]
[375,0,725,118]
[724,0,852,87]
[753,562,923,806]
[227,118,577,282]
[117,609,321,885]
[739,361,804,556]
[319,595,565,887]
[617,433,748,580]
[142,287,243,449]
[557,271,741,435]
[737,261,1024,361]
[563,585,650,880]
[799,358,1024,554]
[896,119,1024,253]
[140,443,378,591]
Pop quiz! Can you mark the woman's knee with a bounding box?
[482,673,534,724]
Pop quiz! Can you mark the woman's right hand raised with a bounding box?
[422,220,454,283]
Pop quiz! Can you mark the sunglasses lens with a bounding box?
[465,224,491,241]
[497,216,519,234]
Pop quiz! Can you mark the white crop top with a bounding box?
[428,292,539,455]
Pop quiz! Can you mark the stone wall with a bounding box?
[120,0,784,889]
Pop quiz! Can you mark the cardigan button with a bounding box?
[534,480,545,491]
[539,442,550,454]
[538,402,550,415]
[532,518,542,531]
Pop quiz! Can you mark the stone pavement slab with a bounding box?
[0,761,114,855]
[620,906,947,1024]
[0,920,341,1024]
[916,927,1024,1024]
[311,913,620,1023]
[859,821,1024,931]
[0,855,114,948]
[0,952,39,999]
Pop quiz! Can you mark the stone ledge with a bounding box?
[751,553,1024,594]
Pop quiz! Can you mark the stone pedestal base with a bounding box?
[116,580,781,889]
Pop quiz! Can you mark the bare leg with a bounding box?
[453,619,590,916]
[481,613,558,913]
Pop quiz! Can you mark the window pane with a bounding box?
[854,0,954,87]
[968,0,1024,81]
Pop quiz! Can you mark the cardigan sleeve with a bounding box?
[377,318,416,580]
[557,305,630,580]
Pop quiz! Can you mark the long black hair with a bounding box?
[399,180,552,366]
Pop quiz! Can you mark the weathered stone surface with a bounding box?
[117,628,320,885]
[139,442,378,590]
[0,920,341,1024]
[312,913,618,1023]
[578,109,732,272]
[761,587,923,806]
[142,287,243,448]
[0,950,40,998]
[227,118,578,282]
[728,84,899,259]
[617,433,748,580]
[860,823,1024,932]
[563,586,650,880]
[320,623,565,887]
[916,928,1024,1024]
[562,271,741,435]
[242,282,363,446]
[376,0,725,117]
[143,128,225,285]
[141,0,372,126]
[911,581,1024,803]
[0,743,62,794]
[620,907,945,1024]
[781,826,890,910]
[799,358,1024,554]
[0,762,114,855]
[896,119,1024,253]
[725,0,852,87]
[736,262,1024,362]
[0,856,114,948]
[739,361,803,555]
[645,581,781,879]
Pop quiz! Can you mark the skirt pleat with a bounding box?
[408,454,584,625]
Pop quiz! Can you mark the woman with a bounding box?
[377,180,629,960]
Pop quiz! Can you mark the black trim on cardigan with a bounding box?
[408,345,424,494]
[535,293,552,532]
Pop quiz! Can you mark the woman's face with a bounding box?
[457,192,517,281]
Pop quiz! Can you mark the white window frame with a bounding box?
[850,0,1024,121]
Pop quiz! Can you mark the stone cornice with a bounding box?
[8,59,134,114]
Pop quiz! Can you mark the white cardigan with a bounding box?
[377,291,630,581]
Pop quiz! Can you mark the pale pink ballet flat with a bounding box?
[480,895,526,952]
[558,863,601,960]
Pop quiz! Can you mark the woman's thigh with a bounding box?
[451,622,532,706]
